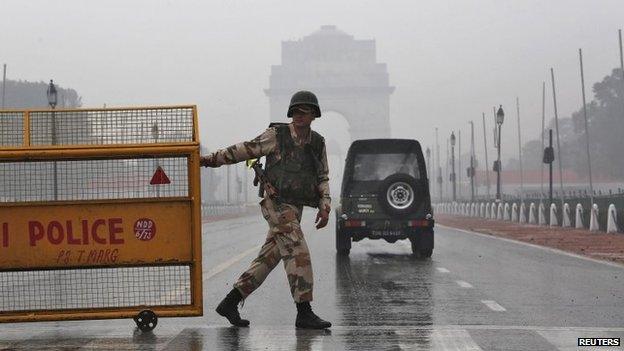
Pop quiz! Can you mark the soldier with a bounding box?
[201,91,332,329]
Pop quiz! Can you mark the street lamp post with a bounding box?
[468,121,475,202]
[47,80,58,200]
[425,147,431,191]
[450,131,456,201]
[435,128,442,202]
[495,105,505,202]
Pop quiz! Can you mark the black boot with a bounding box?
[295,302,332,329]
[216,288,250,327]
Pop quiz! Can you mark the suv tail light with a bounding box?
[345,220,366,227]
[407,219,430,227]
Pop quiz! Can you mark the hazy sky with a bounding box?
[1,0,622,167]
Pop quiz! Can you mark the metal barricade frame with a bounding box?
[0,106,202,328]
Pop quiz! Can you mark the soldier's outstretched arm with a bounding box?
[200,128,277,168]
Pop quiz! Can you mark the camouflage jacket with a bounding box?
[202,123,331,210]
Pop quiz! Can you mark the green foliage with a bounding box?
[567,68,624,179]
[1,79,82,108]
[521,68,624,180]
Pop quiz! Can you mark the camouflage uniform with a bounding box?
[204,123,330,303]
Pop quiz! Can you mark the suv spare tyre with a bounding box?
[378,173,420,216]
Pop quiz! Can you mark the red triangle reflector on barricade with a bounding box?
[150,166,171,185]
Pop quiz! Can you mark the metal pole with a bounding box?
[244,163,248,203]
[426,148,431,191]
[619,29,624,122]
[52,105,58,200]
[579,48,594,205]
[451,135,456,201]
[1,64,6,109]
[458,130,462,200]
[436,128,442,201]
[469,121,475,201]
[516,97,523,199]
[482,113,491,199]
[540,81,546,197]
[549,129,553,204]
[446,138,449,201]
[619,29,623,85]
[496,121,502,201]
[550,68,565,207]
[226,166,230,204]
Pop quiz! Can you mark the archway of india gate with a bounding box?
[264,25,395,152]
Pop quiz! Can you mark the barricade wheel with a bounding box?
[134,310,158,332]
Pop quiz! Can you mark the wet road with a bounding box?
[1,209,623,350]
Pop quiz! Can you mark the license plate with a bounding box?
[371,230,403,236]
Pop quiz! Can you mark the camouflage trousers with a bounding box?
[233,197,313,303]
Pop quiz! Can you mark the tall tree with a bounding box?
[1,79,82,108]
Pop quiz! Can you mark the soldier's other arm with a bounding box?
[315,142,331,229]
[200,128,277,168]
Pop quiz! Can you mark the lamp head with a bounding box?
[496,105,505,125]
[46,80,57,108]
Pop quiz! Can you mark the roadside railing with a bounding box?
[434,193,624,234]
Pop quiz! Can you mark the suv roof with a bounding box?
[347,139,423,155]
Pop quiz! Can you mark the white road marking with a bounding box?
[437,267,450,273]
[2,324,624,333]
[397,329,483,350]
[456,280,474,288]
[481,300,506,312]
[437,224,624,269]
[203,245,262,282]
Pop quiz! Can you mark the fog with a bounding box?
[1,0,622,170]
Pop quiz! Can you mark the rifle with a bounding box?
[246,158,280,202]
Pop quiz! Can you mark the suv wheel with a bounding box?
[335,220,351,255]
[410,238,433,258]
[378,173,420,216]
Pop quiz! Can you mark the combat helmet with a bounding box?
[287,91,321,118]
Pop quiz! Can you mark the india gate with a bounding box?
[265,25,394,142]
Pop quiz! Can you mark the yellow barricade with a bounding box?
[0,106,202,330]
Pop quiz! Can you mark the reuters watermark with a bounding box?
[578,338,620,347]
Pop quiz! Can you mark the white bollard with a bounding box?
[589,204,600,232]
[497,203,504,220]
[529,202,537,224]
[493,202,498,219]
[539,202,547,225]
[511,203,518,222]
[562,203,571,228]
[519,202,527,224]
[480,203,486,218]
[471,203,477,217]
[485,203,491,219]
[607,204,618,233]
[504,203,511,221]
[549,203,558,227]
[575,203,584,229]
